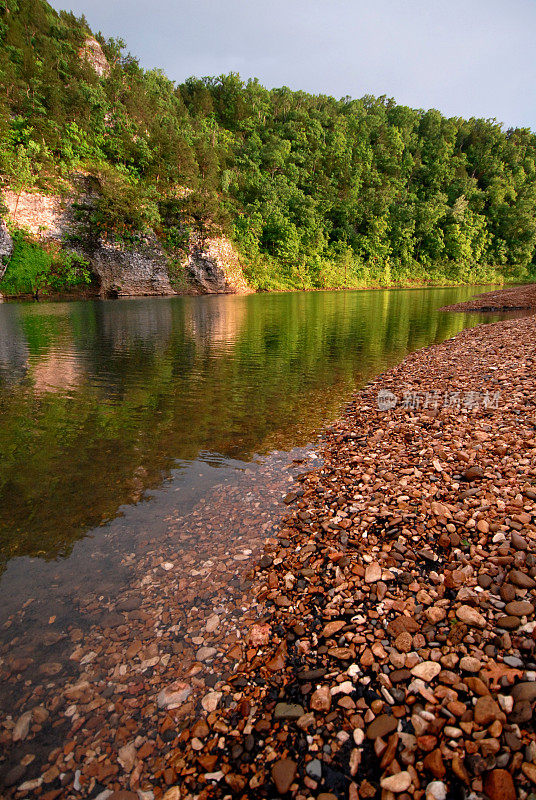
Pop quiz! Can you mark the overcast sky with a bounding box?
[50,0,536,129]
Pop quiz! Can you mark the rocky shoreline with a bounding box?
[441,283,536,312]
[2,299,536,800]
[165,313,536,799]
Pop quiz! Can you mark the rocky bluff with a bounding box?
[1,182,250,298]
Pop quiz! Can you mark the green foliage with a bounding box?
[1,230,52,293]
[1,229,91,295]
[47,248,91,291]
[0,0,535,289]
[89,166,161,240]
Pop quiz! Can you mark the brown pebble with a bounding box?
[271,759,297,794]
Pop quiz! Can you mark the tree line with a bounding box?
[1,0,535,290]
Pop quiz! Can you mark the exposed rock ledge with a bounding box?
[1,188,251,297]
[186,234,251,294]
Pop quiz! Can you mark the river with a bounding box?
[0,286,517,789]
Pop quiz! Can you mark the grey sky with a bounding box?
[50,0,536,129]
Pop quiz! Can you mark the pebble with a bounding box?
[410,661,441,681]
[12,711,32,742]
[365,562,382,583]
[426,781,447,800]
[271,759,297,794]
[380,772,412,792]
[305,759,322,780]
[201,691,222,712]
[456,605,487,628]
[484,768,516,800]
[310,686,331,711]
[505,600,534,616]
[367,714,398,740]
[459,656,481,672]
[274,702,305,720]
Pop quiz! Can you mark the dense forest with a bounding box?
[1,0,536,290]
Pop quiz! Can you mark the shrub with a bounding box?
[0,230,91,295]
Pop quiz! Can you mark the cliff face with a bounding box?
[1,187,251,297]
[186,235,251,294]
[79,37,110,78]
[87,235,174,297]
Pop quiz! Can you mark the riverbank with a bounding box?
[441,283,536,312]
[1,294,536,800]
[166,312,536,799]
[0,279,524,305]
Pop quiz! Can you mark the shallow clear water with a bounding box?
[0,286,504,574]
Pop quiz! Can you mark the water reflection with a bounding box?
[0,286,503,569]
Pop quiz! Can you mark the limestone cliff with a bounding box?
[85,235,174,297]
[185,235,251,294]
[79,37,110,78]
[1,187,251,297]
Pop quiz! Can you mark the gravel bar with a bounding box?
[441,283,536,312]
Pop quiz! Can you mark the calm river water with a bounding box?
[0,286,506,624]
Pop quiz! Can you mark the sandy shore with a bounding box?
[441,283,536,312]
[2,298,536,800]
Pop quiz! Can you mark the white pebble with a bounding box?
[426,781,447,800]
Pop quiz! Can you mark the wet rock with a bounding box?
[196,646,217,661]
[118,743,136,772]
[249,623,271,647]
[157,682,192,710]
[116,595,142,612]
[12,711,32,742]
[100,612,125,627]
[3,764,27,787]
[205,614,220,633]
